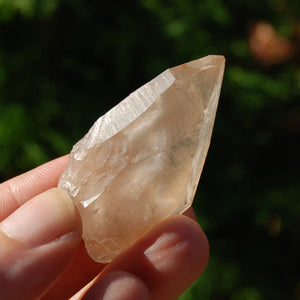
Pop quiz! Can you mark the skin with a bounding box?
[0,156,209,300]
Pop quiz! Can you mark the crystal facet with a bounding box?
[58,55,225,263]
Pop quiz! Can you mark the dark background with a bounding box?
[0,0,299,299]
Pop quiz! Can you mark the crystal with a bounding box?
[58,55,225,263]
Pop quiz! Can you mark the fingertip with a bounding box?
[0,155,70,221]
[144,215,209,299]
[0,187,82,299]
[98,214,209,300]
[83,271,150,300]
[1,188,80,248]
[145,214,209,280]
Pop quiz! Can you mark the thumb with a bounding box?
[0,188,81,300]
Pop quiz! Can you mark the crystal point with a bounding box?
[58,55,225,263]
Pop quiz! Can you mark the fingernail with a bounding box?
[144,217,197,271]
[144,233,183,271]
[0,188,75,248]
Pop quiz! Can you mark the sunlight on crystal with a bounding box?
[59,55,225,263]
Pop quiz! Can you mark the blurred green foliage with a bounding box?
[0,0,299,299]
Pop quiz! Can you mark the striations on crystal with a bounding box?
[58,55,225,263]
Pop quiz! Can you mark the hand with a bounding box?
[0,156,209,300]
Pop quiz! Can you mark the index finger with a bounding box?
[0,155,69,221]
